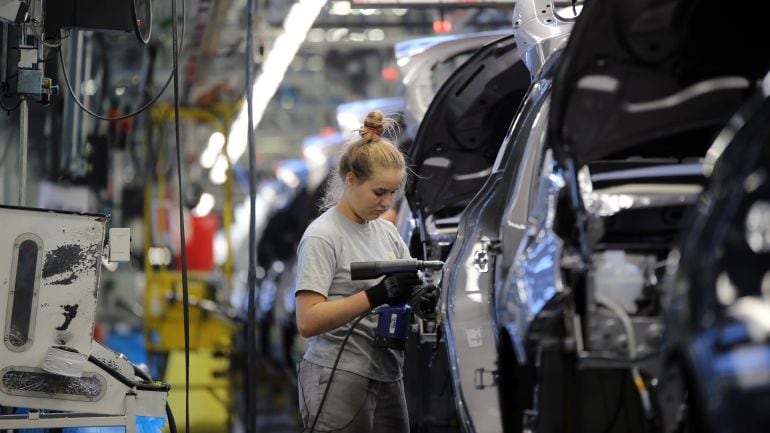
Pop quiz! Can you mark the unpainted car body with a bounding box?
[494,0,770,432]
[403,31,531,432]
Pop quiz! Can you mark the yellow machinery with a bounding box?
[143,103,241,433]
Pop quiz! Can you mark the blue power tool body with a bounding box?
[350,259,443,350]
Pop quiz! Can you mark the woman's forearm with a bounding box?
[296,291,372,338]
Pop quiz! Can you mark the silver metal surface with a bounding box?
[512,0,578,77]
[19,98,27,206]
[0,206,168,417]
[0,207,106,362]
[497,88,551,275]
[443,233,503,433]
[437,54,556,433]
[16,68,41,94]
[497,153,565,364]
[0,392,139,433]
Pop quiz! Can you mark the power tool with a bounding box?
[308,259,445,433]
[350,259,444,349]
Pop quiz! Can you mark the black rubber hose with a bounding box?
[169,0,192,432]
[309,312,373,433]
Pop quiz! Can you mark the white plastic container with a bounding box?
[594,250,644,313]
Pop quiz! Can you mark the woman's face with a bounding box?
[343,167,403,223]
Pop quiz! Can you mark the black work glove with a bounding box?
[365,272,422,308]
[415,284,439,320]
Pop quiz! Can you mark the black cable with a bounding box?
[168,0,191,432]
[166,402,178,433]
[1,74,22,115]
[0,94,23,114]
[88,356,170,392]
[313,281,433,433]
[306,267,435,432]
[55,0,186,121]
[309,312,374,433]
[245,0,258,431]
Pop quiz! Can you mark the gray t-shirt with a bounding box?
[295,207,410,382]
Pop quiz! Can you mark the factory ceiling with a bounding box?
[0,0,512,205]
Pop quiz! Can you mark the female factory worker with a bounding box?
[294,110,421,433]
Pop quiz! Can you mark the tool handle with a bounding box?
[350,259,444,280]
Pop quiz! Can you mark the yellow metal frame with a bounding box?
[144,270,237,352]
[143,103,241,354]
[143,103,243,432]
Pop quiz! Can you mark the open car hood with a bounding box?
[406,34,531,217]
[549,0,770,168]
[395,30,513,136]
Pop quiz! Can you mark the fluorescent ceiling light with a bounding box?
[209,154,229,185]
[200,132,225,168]
[329,1,351,15]
[367,28,385,41]
[226,0,327,165]
[193,192,216,217]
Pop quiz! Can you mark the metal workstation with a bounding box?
[0,1,769,432]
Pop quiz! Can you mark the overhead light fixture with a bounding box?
[192,192,216,217]
[329,1,351,15]
[200,132,225,168]
[209,154,228,185]
[226,0,327,165]
[366,28,385,41]
[349,32,366,42]
[307,28,326,43]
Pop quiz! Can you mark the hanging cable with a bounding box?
[245,0,258,431]
[309,312,373,433]
[166,402,178,433]
[168,0,192,432]
[56,0,186,121]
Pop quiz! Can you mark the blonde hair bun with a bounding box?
[359,111,385,143]
[319,110,407,210]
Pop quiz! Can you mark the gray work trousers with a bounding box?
[298,359,409,433]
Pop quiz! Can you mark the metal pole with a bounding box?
[70,31,84,173]
[81,32,93,144]
[19,98,28,207]
[18,23,28,207]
